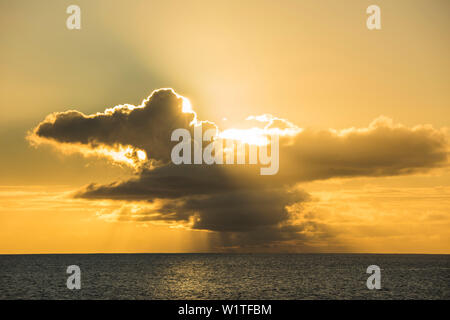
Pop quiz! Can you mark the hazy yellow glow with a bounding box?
[0,0,449,254]
[136,150,147,161]
[99,145,147,167]
[219,128,269,146]
[181,97,194,114]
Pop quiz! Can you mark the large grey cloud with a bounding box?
[119,189,309,232]
[31,89,196,163]
[30,89,449,250]
[277,117,449,182]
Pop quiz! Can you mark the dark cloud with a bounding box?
[108,187,315,251]
[161,189,308,232]
[31,89,196,163]
[30,89,449,250]
[77,165,254,200]
[114,189,308,231]
[276,117,449,182]
[77,165,310,248]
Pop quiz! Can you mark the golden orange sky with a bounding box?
[0,0,449,253]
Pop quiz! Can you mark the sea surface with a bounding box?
[0,254,448,299]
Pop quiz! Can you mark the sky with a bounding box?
[0,0,449,253]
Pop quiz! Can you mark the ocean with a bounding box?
[0,254,448,300]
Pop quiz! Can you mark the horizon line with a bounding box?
[1,252,449,255]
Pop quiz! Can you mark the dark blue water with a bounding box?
[0,254,448,299]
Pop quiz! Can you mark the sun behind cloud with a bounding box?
[25,88,450,251]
